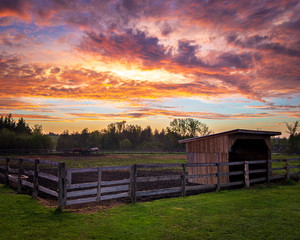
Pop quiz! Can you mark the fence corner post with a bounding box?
[244,161,250,188]
[4,158,9,187]
[17,158,23,193]
[285,159,290,180]
[32,159,40,198]
[58,162,66,210]
[182,164,186,197]
[130,164,137,203]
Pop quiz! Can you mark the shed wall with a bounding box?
[186,135,229,184]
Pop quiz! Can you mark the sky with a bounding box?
[0,0,299,136]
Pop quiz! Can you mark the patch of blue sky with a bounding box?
[161,97,261,115]
[269,96,300,106]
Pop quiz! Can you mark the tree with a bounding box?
[169,118,212,138]
[15,118,31,134]
[285,121,300,152]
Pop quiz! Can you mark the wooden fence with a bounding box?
[0,158,299,209]
[0,157,66,209]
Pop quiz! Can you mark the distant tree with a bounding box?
[120,138,132,149]
[285,121,300,152]
[169,118,212,138]
[15,118,31,134]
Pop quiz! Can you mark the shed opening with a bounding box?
[229,139,269,182]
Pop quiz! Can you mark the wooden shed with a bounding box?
[179,129,281,185]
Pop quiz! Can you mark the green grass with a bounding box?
[1,182,300,240]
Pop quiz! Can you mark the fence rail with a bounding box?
[0,157,65,209]
[0,157,299,209]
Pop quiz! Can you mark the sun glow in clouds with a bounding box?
[0,0,299,134]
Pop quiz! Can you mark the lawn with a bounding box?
[2,153,299,169]
[0,181,299,240]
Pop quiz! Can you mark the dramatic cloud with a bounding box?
[0,0,299,133]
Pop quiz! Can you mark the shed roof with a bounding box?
[178,129,281,144]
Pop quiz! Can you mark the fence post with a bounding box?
[97,167,102,202]
[267,159,271,183]
[181,164,186,197]
[58,162,66,210]
[17,158,23,193]
[5,158,9,187]
[130,164,137,203]
[285,159,290,180]
[244,161,250,188]
[32,159,39,198]
[217,163,221,192]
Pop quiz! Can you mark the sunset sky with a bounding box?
[0,0,299,136]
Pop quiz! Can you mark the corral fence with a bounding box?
[0,157,299,209]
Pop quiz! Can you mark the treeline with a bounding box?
[0,114,54,150]
[57,119,213,151]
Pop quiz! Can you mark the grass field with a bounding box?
[2,153,299,169]
[0,181,300,240]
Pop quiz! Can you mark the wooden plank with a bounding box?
[185,184,216,191]
[267,159,271,183]
[249,169,266,174]
[38,172,58,182]
[97,167,102,202]
[38,185,58,197]
[220,161,244,166]
[182,164,186,197]
[101,192,129,201]
[247,160,267,164]
[101,179,130,186]
[285,159,289,180]
[290,172,300,176]
[136,187,182,197]
[271,159,285,163]
[249,177,267,183]
[220,171,244,177]
[21,179,34,188]
[220,181,244,187]
[23,169,34,176]
[186,163,217,167]
[8,175,18,182]
[136,163,182,169]
[32,159,39,198]
[39,159,59,166]
[17,158,23,193]
[66,197,97,206]
[270,175,285,180]
[67,170,72,187]
[137,175,181,183]
[102,165,131,171]
[130,164,137,203]
[217,162,220,192]
[0,172,5,178]
[286,158,300,161]
[272,167,285,171]
[289,165,300,169]
[5,158,9,186]
[0,165,5,170]
[186,173,217,179]
[244,161,250,187]
[67,188,97,198]
[9,158,20,162]
[67,167,98,174]
[22,158,35,163]
[69,182,98,190]
[8,168,18,174]
[101,185,129,194]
